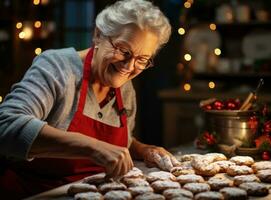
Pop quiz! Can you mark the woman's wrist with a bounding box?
[29,124,97,159]
[129,137,155,160]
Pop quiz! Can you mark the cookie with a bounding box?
[177,161,193,169]
[163,188,193,199]
[170,197,192,200]
[122,178,149,187]
[104,190,132,200]
[194,191,224,200]
[82,172,106,185]
[239,182,269,196]
[180,154,202,162]
[146,171,176,182]
[213,160,236,173]
[176,174,204,184]
[151,180,180,193]
[219,187,247,200]
[226,165,253,176]
[233,174,260,186]
[74,192,103,200]
[205,153,227,162]
[134,192,165,200]
[170,166,195,176]
[192,155,215,165]
[128,186,153,196]
[252,161,271,172]
[207,176,233,190]
[194,162,220,176]
[98,181,127,194]
[122,167,144,179]
[229,156,254,166]
[67,183,97,196]
[256,169,271,183]
[183,183,210,194]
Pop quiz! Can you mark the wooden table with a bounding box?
[23,161,155,200]
[24,144,271,200]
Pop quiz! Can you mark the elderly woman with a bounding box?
[0,0,179,198]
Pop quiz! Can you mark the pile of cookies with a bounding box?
[67,153,271,200]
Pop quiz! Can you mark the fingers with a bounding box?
[144,146,180,171]
[170,155,181,166]
[105,148,134,179]
[151,152,172,171]
[161,155,173,171]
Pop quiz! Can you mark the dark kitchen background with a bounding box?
[0,0,271,148]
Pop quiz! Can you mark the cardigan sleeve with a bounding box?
[0,50,70,160]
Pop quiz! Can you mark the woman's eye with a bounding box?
[119,48,131,56]
[137,58,149,64]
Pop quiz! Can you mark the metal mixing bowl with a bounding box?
[205,110,259,146]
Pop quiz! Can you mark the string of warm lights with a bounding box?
[15,0,52,56]
[179,0,221,92]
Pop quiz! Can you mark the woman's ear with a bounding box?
[93,27,102,45]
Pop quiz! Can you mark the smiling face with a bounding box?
[91,26,159,88]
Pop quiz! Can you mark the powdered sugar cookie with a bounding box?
[176,174,204,184]
[180,154,202,162]
[219,187,247,200]
[183,183,210,194]
[163,188,193,199]
[229,156,254,166]
[194,191,224,200]
[191,155,221,176]
[83,173,106,185]
[134,192,165,200]
[207,176,233,190]
[226,165,253,176]
[194,162,220,176]
[213,160,236,173]
[122,178,149,187]
[74,192,103,200]
[192,155,214,165]
[122,167,144,179]
[233,174,260,186]
[205,153,227,162]
[104,190,132,200]
[239,182,269,196]
[67,183,97,196]
[128,186,154,196]
[177,161,193,169]
[256,169,271,183]
[252,161,271,172]
[151,180,180,193]
[146,171,176,182]
[170,166,195,176]
[98,182,127,194]
[170,197,192,200]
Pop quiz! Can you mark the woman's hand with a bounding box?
[91,140,134,178]
[29,125,133,179]
[142,145,180,171]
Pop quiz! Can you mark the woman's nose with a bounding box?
[122,58,136,71]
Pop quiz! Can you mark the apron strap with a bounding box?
[77,48,93,113]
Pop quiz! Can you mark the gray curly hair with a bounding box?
[95,0,171,48]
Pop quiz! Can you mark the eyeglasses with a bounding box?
[108,37,154,70]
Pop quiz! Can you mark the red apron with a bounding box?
[0,48,128,199]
